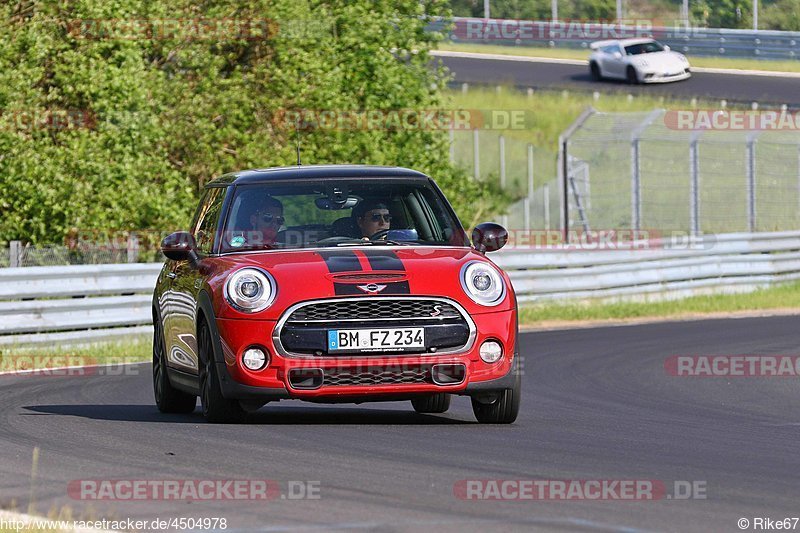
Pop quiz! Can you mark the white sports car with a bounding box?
[588,38,691,84]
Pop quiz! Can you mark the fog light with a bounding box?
[479,340,503,364]
[242,347,268,371]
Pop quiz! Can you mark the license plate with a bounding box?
[328,328,425,352]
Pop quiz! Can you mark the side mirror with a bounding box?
[663,45,671,52]
[613,51,623,60]
[471,222,508,253]
[161,231,199,265]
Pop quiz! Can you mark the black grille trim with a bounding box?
[322,366,430,387]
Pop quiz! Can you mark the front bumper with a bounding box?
[641,68,691,83]
[213,308,518,402]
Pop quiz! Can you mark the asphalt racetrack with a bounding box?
[437,53,800,107]
[2,316,800,531]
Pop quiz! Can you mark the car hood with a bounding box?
[207,246,514,318]
[630,51,687,70]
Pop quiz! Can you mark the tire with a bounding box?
[199,321,246,423]
[153,316,197,414]
[590,62,601,81]
[411,393,451,414]
[626,66,639,85]
[471,370,521,424]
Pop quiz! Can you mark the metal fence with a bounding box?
[432,17,800,61]
[3,231,800,346]
[560,108,800,236]
[3,234,165,268]
[449,127,559,230]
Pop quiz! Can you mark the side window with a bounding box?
[194,187,227,255]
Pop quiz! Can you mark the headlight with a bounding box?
[460,261,505,306]
[224,268,276,313]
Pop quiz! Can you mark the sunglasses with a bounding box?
[260,214,285,225]
[369,213,392,223]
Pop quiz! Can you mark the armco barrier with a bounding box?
[0,263,161,347]
[2,231,800,346]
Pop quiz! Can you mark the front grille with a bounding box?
[322,366,429,387]
[275,297,474,357]
[288,299,462,322]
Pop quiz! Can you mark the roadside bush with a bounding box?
[0,0,500,245]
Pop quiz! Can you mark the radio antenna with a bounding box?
[294,118,302,166]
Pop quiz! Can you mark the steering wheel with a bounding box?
[369,229,391,241]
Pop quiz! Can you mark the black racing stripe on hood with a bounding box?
[363,250,405,271]
[318,251,362,273]
[334,281,411,295]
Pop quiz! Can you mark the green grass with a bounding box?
[520,281,800,324]
[0,336,150,371]
[439,42,800,73]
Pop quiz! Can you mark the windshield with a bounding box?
[218,178,468,253]
[624,41,665,55]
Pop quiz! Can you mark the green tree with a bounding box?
[0,0,501,245]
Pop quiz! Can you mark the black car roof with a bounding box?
[207,165,429,186]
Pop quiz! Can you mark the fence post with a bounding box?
[543,183,551,230]
[523,197,531,233]
[127,233,139,263]
[746,133,758,232]
[689,131,701,236]
[472,128,480,179]
[10,240,21,268]
[557,107,595,244]
[631,139,641,231]
[630,110,663,232]
[499,135,506,190]
[527,144,534,200]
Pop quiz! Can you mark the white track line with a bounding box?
[432,49,800,78]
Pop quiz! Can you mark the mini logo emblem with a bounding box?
[357,283,387,294]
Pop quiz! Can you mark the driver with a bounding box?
[249,196,285,245]
[354,200,392,239]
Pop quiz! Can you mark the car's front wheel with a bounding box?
[470,370,521,424]
[590,62,602,81]
[411,393,451,414]
[199,321,246,424]
[153,318,197,413]
[626,66,639,85]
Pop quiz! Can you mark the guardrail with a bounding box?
[0,263,161,347]
[431,17,800,61]
[2,231,800,346]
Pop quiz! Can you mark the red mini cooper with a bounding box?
[153,165,520,423]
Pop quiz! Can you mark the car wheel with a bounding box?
[590,62,601,81]
[626,66,639,85]
[153,317,197,413]
[411,393,451,414]
[198,321,246,424]
[470,370,521,424]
